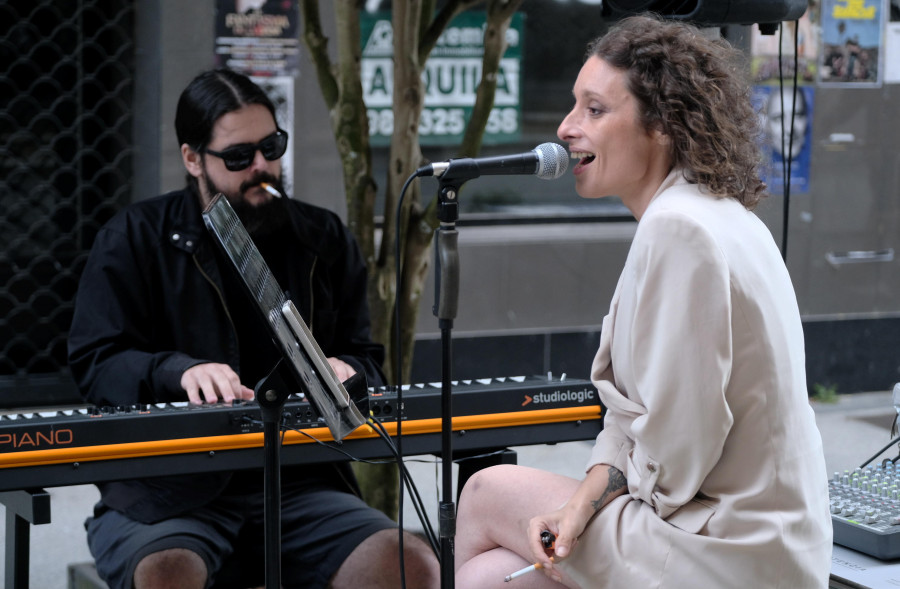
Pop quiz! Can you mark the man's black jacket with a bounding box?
[67,188,385,522]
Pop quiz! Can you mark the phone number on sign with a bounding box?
[368,107,518,137]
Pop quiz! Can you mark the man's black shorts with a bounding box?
[86,477,396,589]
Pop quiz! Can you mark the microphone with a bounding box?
[416,143,568,182]
[893,382,900,437]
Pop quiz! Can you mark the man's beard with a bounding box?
[203,171,289,237]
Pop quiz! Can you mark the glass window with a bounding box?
[366,1,631,223]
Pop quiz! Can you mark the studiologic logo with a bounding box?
[0,429,74,449]
[521,387,595,407]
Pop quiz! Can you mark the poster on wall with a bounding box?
[750,8,819,85]
[214,1,299,195]
[819,0,885,86]
[886,0,900,82]
[752,86,815,194]
[214,0,301,77]
[251,76,295,197]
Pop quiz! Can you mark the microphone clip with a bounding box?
[437,182,461,224]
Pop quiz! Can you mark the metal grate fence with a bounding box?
[0,0,134,406]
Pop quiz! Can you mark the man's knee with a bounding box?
[133,547,207,589]
[331,529,439,589]
[357,528,436,563]
[398,531,440,584]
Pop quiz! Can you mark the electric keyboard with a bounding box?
[0,375,602,491]
[830,464,900,560]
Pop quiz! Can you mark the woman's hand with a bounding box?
[526,504,590,582]
[527,464,628,581]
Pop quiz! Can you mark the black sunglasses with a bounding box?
[203,129,288,171]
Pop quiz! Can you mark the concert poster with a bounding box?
[214,0,301,77]
[819,0,885,86]
[213,1,299,192]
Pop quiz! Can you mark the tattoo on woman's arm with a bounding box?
[591,466,626,512]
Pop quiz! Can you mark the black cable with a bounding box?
[271,417,441,557]
[778,23,788,221]
[368,417,441,556]
[393,171,419,588]
[262,413,539,557]
[775,21,801,262]
[859,435,900,469]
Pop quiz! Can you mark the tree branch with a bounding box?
[460,0,524,155]
[419,0,483,63]
[299,0,339,109]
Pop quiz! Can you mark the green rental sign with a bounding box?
[361,11,523,146]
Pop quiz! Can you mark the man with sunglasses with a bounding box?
[68,69,439,589]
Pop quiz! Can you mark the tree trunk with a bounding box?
[299,0,522,522]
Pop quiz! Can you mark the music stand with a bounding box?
[202,193,369,589]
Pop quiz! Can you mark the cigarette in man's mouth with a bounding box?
[260,182,282,198]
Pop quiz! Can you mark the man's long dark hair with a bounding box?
[175,68,278,152]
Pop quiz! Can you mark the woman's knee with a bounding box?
[459,464,521,509]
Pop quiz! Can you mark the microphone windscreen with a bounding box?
[534,143,569,180]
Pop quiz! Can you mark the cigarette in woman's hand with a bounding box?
[504,561,545,582]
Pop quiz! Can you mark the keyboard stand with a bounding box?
[1,488,51,589]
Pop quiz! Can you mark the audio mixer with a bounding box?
[830,463,900,560]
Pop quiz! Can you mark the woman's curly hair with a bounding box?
[588,14,767,209]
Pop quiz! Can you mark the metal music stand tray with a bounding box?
[202,193,368,589]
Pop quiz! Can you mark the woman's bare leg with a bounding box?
[455,464,582,589]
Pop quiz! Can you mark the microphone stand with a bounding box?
[433,178,461,589]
